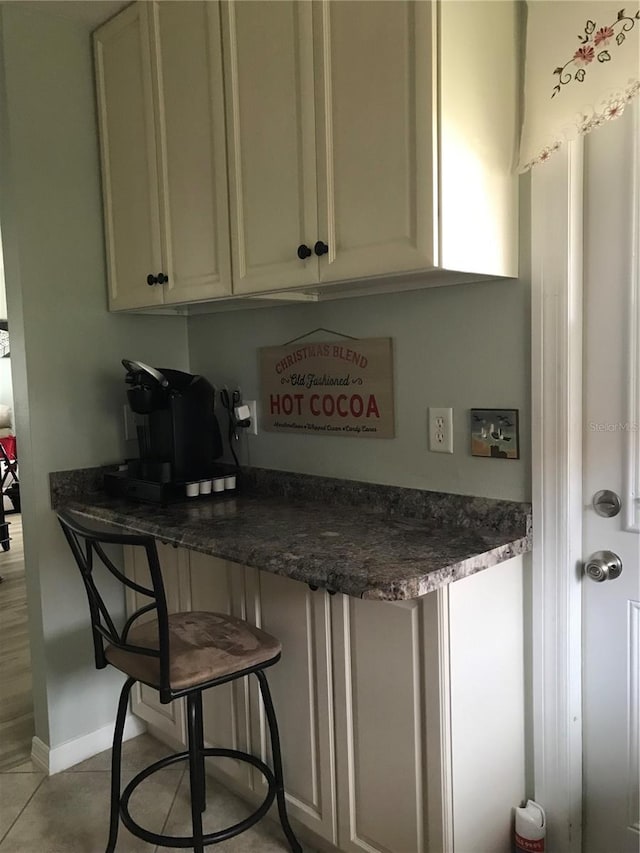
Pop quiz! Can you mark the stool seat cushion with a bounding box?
[105,611,281,690]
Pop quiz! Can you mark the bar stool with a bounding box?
[57,509,303,853]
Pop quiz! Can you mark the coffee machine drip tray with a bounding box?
[104,469,233,506]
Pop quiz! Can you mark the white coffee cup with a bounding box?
[185,482,199,498]
[224,475,236,491]
[199,479,212,495]
[212,477,225,493]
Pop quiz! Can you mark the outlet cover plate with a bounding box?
[246,400,258,436]
[429,407,453,453]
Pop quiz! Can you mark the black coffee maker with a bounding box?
[105,360,224,503]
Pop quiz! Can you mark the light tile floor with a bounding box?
[0,733,311,852]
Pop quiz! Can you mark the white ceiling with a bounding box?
[18,1,130,29]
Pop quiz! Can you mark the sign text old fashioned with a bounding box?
[260,337,395,438]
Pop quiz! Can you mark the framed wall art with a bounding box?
[470,408,520,459]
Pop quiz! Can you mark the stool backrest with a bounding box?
[57,510,170,690]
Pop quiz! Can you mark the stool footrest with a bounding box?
[120,747,277,849]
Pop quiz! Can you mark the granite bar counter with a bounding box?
[50,466,532,601]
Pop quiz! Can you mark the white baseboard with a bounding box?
[31,714,147,775]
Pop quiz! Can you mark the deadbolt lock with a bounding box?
[592,490,622,518]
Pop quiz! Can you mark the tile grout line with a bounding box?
[154,765,187,853]
[0,773,46,847]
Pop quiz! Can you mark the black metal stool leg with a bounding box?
[106,677,135,853]
[255,670,303,853]
[194,690,206,813]
[187,693,205,853]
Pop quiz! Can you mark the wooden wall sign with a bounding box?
[260,337,395,438]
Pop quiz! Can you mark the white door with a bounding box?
[582,102,640,853]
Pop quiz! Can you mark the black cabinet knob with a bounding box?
[314,241,329,256]
[147,273,169,286]
[297,244,312,260]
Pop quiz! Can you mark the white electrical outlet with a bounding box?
[245,400,258,436]
[429,407,453,453]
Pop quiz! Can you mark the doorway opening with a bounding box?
[0,225,32,770]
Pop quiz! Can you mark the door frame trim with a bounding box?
[530,139,584,853]
[625,102,640,534]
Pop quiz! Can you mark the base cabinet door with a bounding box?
[246,570,338,845]
[189,552,253,791]
[331,594,434,853]
[124,543,190,745]
[446,557,525,853]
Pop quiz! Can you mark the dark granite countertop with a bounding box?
[50,467,532,601]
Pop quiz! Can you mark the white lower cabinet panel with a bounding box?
[126,547,526,853]
[332,594,430,853]
[447,556,526,853]
[189,552,252,790]
[246,569,338,844]
[124,543,190,745]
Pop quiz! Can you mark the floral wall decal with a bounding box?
[552,8,639,97]
[519,1,639,171]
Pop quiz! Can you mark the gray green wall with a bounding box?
[0,4,188,748]
[188,200,531,504]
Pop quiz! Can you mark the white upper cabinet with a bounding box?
[94,4,163,310]
[222,0,518,297]
[96,1,518,309]
[94,1,231,311]
[313,0,436,285]
[437,0,519,279]
[151,2,231,305]
[221,1,319,295]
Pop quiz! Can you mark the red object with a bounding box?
[0,435,16,461]
[514,833,545,852]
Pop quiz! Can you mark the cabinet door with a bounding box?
[447,559,525,853]
[124,543,190,745]
[188,552,253,791]
[221,1,320,294]
[94,4,164,311]
[245,571,337,844]
[244,572,337,842]
[331,594,430,853]
[151,1,232,304]
[314,1,436,284]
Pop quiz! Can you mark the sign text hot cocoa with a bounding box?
[259,338,395,438]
